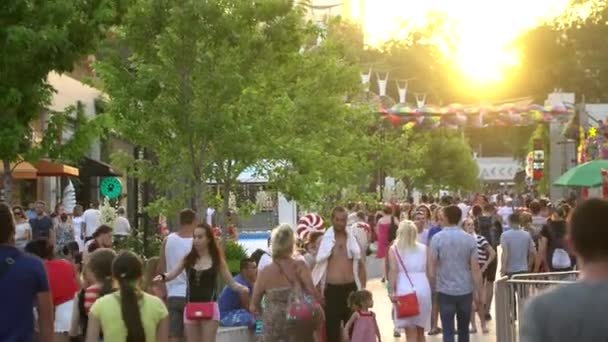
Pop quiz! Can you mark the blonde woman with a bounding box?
[388,220,432,342]
[250,224,323,342]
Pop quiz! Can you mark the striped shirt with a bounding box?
[475,234,489,265]
[83,285,101,314]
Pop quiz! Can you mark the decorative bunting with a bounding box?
[396,80,408,104]
[415,93,427,108]
[378,102,575,129]
[361,68,372,92]
[376,72,389,97]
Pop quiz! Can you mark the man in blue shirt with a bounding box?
[0,202,53,342]
[430,205,483,342]
[218,257,256,326]
[29,201,54,239]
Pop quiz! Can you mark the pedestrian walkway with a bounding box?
[369,279,498,342]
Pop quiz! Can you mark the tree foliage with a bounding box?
[0,0,125,203]
[99,0,375,220]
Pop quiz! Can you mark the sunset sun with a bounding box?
[352,0,578,85]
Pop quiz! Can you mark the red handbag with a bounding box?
[393,247,420,318]
[184,268,216,321]
[185,302,215,320]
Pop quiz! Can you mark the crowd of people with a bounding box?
[0,190,606,342]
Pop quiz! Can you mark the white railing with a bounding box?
[495,271,579,342]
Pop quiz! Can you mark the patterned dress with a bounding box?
[258,287,314,342]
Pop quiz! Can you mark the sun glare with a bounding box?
[356,0,579,85]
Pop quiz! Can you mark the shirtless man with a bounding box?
[322,207,367,341]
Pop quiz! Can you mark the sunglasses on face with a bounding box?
[13,211,22,216]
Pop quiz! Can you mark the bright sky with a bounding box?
[353,0,588,85]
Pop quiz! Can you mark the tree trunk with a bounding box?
[221,179,231,244]
[2,159,13,204]
[192,177,208,223]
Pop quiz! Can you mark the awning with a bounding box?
[35,159,79,177]
[79,157,122,177]
[9,162,38,180]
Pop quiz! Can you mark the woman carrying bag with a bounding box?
[155,223,248,342]
[388,220,432,342]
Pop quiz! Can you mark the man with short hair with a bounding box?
[29,201,53,240]
[313,206,366,342]
[82,202,101,241]
[0,203,53,341]
[159,208,196,342]
[218,258,256,326]
[430,205,482,342]
[414,206,431,245]
[521,198,608,341]
[500,213,535,277]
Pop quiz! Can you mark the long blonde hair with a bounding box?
[394,220,418,251]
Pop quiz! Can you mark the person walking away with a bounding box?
[69,248,116,340]
[353,211,372,255]
[86,251,168,342]
[250,224,323,342]
[303,232,324,268]
[218,257,257,327]
[25,238,79,342]
[312,206,366,342]
[30,200,54,240]
[463,218,495,334]
[0,203,53,342]
[475,204,502,320]
[528,200,546,237]
[388,220,432,342]
[156,223,248,342]
[429,205,482,342]
[159,208,196,342]
[343,290,381,342]
[520,198,608,341]
[72,205,85,251]
[82,202,101,242]
[13,205,32,250]
[537,204,575,272]
[375,205,398,274]
[500,213,535,277]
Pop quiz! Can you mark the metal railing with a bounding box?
[495,271,579,342]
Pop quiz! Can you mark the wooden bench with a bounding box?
[217,326,255,342]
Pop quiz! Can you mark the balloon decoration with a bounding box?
[379,102,574,130]
[296,213,325,240]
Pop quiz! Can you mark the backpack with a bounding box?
[549,223,573,270]
[476,216,501,248]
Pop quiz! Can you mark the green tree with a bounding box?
[99,0,373,224]
[0,0,124,203]
[415,129,479,192]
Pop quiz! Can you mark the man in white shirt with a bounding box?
[82,202,101,241]
[159,209,196,342]
[114,207,131,237]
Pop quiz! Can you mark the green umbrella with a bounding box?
[554,160,608,187]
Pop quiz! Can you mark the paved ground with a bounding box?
[369,279,498,342]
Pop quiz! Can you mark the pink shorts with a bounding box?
[183,302,220,323]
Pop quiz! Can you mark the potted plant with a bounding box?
[223,240,248,275]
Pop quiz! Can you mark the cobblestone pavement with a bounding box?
[369,279,498,342]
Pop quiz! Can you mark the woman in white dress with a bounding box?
[388,220,432,342]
